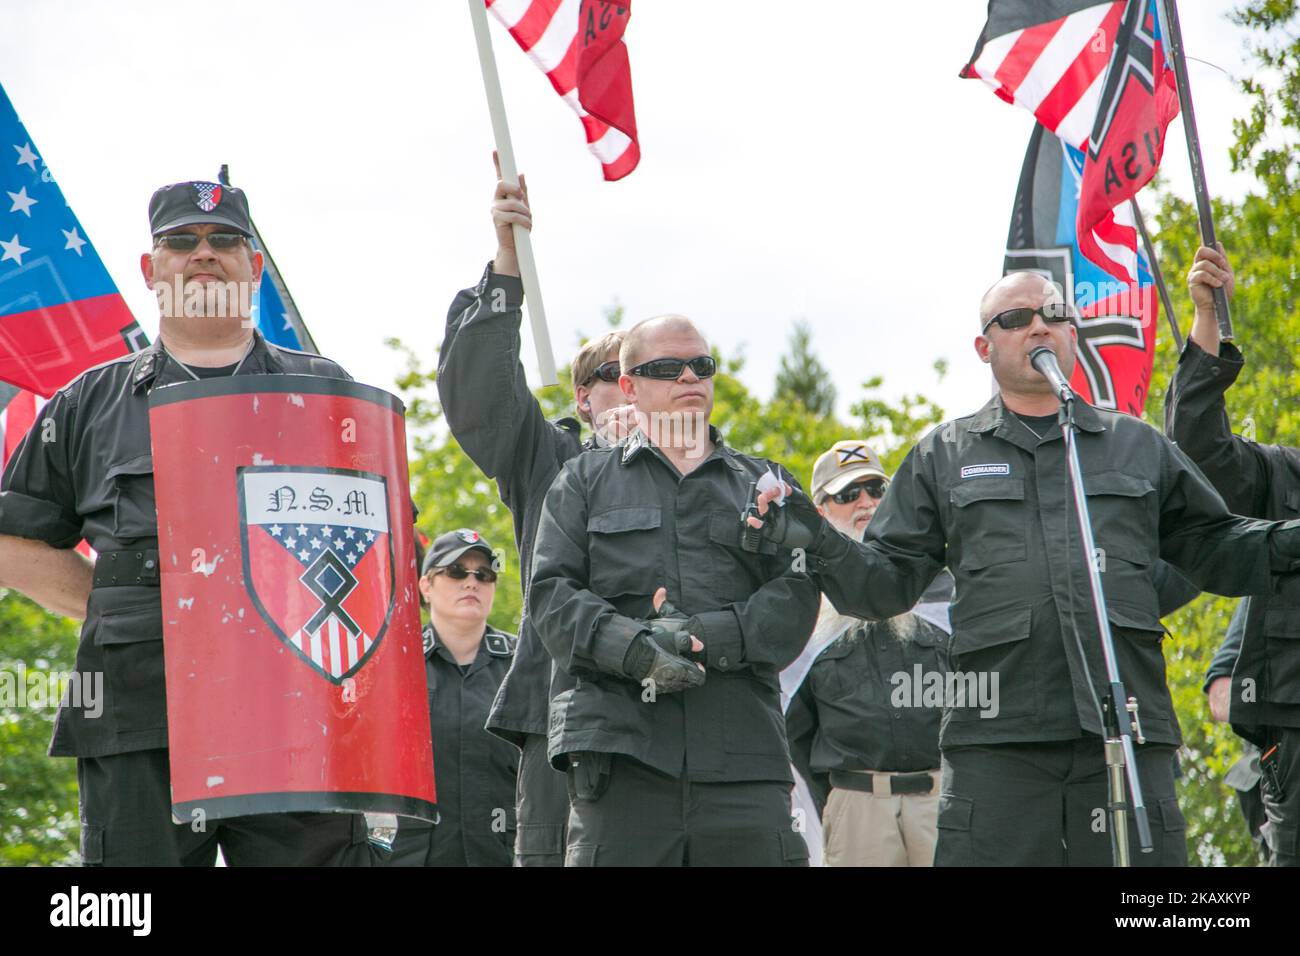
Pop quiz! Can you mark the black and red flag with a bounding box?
[963,0,1179,279]
[1005,124,1158,416]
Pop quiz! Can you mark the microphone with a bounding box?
[1029,347,1074,404]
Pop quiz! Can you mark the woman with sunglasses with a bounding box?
[388,528,520,867]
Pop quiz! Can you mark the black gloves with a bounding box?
[622,598,706,694]
[741,483,828,553]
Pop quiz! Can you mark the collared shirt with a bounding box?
[391,624,519,867]
[815,391,1300,749]
[787,611,949,809]
[0,331,350,757]
[530,425,822,783]
[1166,339,1300,735]
[436,264,590,746]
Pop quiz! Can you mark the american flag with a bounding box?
[487,0,640,180]
[0,84,146,400]
[962,0,1178,280]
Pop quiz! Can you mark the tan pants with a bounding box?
[822,773,940,867]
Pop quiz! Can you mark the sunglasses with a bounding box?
[583,360,621,386]
[627,355,717,380]
[981,303,1075,335]
[435,563,498,584]
[155,232,250,252]
[829,478,889,505]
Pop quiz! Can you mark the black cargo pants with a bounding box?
[935,737,1186,866]
[564,753,809,867]
[77,748,381,866]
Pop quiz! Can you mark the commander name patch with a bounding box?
[960,463,1011,479]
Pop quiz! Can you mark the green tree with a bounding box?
[774,320,837,418]
[0,593,80,865]
[1142,0,1300,866]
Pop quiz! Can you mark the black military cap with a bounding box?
[421,528,496,575]
[149,181,253,237]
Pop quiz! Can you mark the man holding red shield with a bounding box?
[0,182,376,865]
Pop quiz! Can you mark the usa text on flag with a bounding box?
[962,0,1179,280]
[0,85,147,396]
[487,0,640,180]
[1005,123,1157,416]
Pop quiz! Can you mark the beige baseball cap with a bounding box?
[811,440,888,501]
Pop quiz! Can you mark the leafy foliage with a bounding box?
[774,320,838,418]
[0,593,80,865]
[1142,0,1300,866]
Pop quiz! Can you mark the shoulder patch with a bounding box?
[484,631,515,657]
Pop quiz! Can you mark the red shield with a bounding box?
[149,375,435,823]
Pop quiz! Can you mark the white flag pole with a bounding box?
[467,0,559,386]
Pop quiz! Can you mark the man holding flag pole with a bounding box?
[1166,244,1300,866]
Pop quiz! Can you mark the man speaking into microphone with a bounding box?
[749,271,1300,866]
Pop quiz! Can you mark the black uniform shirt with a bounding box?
[436,264,590,746]
[530,427,822,783]
[787,612,949,808]
[1165,339,1300,735]
[0,332,350,757]
[814,392,1300,750]
[392,624,520,867]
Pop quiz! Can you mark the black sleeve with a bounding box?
[1156,436,1300,592]
[785,681,828,818]
[1164,339,1272,517]
[0,387,81,548]
[1153,559,1200,618]
[692,463,823,672]
[436,263,560,511]
[1204,599,1249,692]
[817,444,947,620]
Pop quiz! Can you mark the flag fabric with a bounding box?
[962,0,1178,279]
[217,168,318,354]
[486,0,640,180]
[1075,0,1179,281]
[0,84,147,397]
[0,380,37,470]
[249,236,317,353]
[1004,123,1157,416]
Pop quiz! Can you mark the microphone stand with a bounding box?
[1054,388,1154,866]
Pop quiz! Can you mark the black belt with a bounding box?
[92,549,160,588]
[830,769,937,796]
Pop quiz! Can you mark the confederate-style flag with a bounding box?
[0,83,147,396]
[962,0,1179,279]
[487,0,640,180]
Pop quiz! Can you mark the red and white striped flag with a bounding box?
[962,0,1178,281]
[486,0,640,180]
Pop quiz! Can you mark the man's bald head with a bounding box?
[619,314,709,371]
[978,272,1065,330]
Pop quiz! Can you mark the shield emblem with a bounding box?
[193,182,222,212]
[239,464,394,683]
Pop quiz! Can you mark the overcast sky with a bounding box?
[0,1,1264,425]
